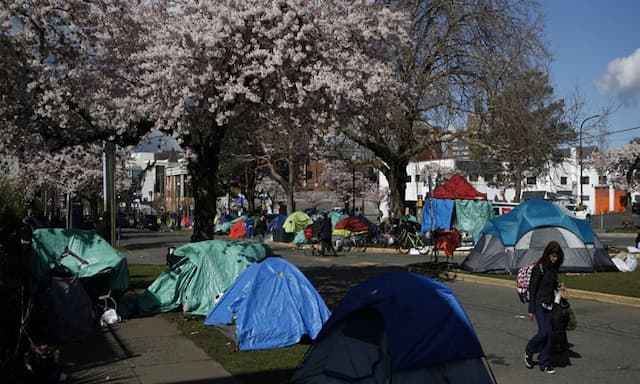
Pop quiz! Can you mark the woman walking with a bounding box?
[524,240,565,374]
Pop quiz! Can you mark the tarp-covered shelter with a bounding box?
[121,240,271,317]
[229,219,247,238]
[333,216,369,235]
[432,173,488,200]
[328,211,348,228]
[462,199,617,273]
[31,228,129,294]
[422,173,492,242]
[290,272,495,384]
[204,257,330,350]
[284,211,314,233]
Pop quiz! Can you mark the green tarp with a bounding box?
[31,228,129,293]
[126,240,272,317]
[455,200,493,242]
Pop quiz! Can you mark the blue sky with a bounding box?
[543,0,640,149]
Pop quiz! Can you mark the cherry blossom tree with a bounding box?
[334,0,547,217]
[1,1,152,204]
[132,0,407,240]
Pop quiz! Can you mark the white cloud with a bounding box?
[595,48,640,102]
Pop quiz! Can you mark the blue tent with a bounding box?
[204,257,330,351]
[290,272,493,384]
[481,199,594,246]
[462,199,616,273]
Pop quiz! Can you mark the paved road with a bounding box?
[118,228,640,383]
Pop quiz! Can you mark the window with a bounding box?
[526,176,536,185]
[598,175,607,184]
[405,175,412,182]
[560,176,567,185]
[415,174,421,183]
[580,176,590,185]
[155,166,165,193]
[469,174,478,182]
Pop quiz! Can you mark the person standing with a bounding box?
[319,214,337,257]
[524,240,565,374]
[255,215,268,243]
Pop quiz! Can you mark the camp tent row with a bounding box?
[31,229,495,381]
[462,199,617,273]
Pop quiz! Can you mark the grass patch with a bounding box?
[128,264,167,290]
[461,269,640,298]
[164,313,308,383]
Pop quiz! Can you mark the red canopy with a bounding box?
[432,173,487,200]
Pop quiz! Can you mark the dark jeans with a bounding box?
[320,239,336,256]
[526,301,553,368]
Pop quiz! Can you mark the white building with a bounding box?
[378,146,623,219]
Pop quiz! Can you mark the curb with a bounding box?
[453,273,640,308]
[271,240,640,308]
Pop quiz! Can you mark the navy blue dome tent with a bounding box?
[289,272,495,384]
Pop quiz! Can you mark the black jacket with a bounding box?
[255,218,267,236]
[528,263,559,314]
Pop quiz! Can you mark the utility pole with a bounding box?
[103,141,116,245]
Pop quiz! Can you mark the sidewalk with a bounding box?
[60,315,240,384]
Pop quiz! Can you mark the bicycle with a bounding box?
[340,233,368,252]
[397,229,431,255]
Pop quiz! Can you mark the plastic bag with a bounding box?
[100,309,121,327]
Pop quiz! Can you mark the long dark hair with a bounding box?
[538,240,564,271]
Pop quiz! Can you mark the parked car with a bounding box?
[565,204,591,221]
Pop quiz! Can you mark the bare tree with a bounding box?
[469,70,572,201]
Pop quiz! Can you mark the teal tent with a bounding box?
[123,240,271,317]
[31,228,129,293]
[462,199,617,273]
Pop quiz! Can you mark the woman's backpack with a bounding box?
[516,261,538,303]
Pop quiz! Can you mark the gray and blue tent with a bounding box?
[204,257,330,351]
[290,272,495,384]
[462,199,617,273]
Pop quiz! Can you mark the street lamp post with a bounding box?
[579,114,600,205]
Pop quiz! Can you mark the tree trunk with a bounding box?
[513,173,523,203]
[189,130,224,242]
[384,159,408,218]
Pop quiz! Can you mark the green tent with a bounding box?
[283,211,313,233]
[31,228,129,293]
[126,240,271,317]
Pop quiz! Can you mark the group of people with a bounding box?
[524,240,573,375]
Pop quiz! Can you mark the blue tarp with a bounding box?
[421,199,455,233]
[318,272,485,371]
[204,257,330,350]
[267,214,287,232]
[356,215,379,237]
[481,199,595,246]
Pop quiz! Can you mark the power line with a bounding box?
[586,125,640,140]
